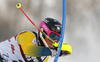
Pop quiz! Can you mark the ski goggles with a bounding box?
[40,21,61,43]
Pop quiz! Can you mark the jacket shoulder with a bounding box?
[16,31,38,46]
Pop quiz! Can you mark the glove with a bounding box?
[53,42,72,56]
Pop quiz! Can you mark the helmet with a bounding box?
[42,18,61,34]
[38,18,62,46]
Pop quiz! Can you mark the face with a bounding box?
[40,21,61,43]
[44,37,55,48]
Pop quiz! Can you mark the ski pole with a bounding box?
[16,3,57,44]
[54,0,66,62]
[16,3,42,33]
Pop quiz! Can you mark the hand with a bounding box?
[44,37,72,56]
[53,42,72,56]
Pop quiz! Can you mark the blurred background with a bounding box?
[0,0,100,62]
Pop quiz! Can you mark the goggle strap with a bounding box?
[40,21,51,34]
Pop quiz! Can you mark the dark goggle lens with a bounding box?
[49,32,60,43]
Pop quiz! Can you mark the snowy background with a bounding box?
[0,0,100,62]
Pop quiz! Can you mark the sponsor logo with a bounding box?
[3,53,9,58]
[11,44,15,54]
[43,25,49,32]
[1,53,9,62]
[44,20,49,23]
[32,38,37,46]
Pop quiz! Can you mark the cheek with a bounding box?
[45,38,53,44]
[45,38,50,43]
[44,38,54,48]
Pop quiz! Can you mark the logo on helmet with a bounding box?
[57,27,60,30]
[44,20,49,23]
[54,19,58,22]
[55,25,61,30]
[42,25,49,32]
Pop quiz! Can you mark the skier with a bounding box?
[0,18,72,62]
